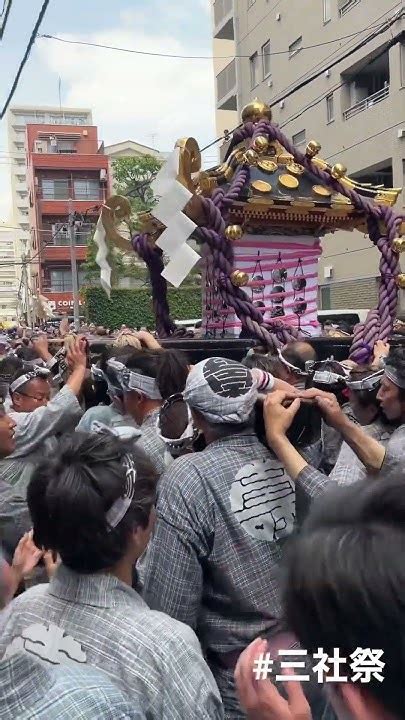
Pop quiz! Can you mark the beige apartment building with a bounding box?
[212,0,405,311]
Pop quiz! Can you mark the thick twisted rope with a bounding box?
[198,166,299,350]
[239,118,403,362]
[131,234,176,338]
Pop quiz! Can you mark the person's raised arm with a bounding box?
[65,336,87,396]
[306,390,386,473]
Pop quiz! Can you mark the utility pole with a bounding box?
[68,199,80,332]
[21,252,32,328]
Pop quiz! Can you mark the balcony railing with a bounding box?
[39,190,103,201]
[217,59,237,109]
[214,0,234,39]
[343,85,389,121]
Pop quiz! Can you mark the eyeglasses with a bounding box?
[18,391,50,403]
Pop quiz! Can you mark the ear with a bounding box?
[132,508,156,556]
[338,683,390,720]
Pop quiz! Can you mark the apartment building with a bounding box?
[6,107,93,315]
[0,228,18,321]
[211,0,405,310]
[26,122,110,314]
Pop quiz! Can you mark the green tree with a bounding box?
[84,154,163,287]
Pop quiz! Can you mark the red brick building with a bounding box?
[26,123,110,314]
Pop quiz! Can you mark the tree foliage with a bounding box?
[84,154,163,286]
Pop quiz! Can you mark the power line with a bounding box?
[264,3,402,106]
[38,23,393,60]
[324,120,405,160]
[268,10,403,107]
[0,0,13,40]
[0,0,51,120]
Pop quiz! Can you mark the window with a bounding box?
[250,52,259,88]
[64,114,87,126]
[292,129,306,146]
[16,175,25,182]
[338,0,360,17]
[49,268,73,292]
[326,93,335,122]
[42,179,69,200]
[262,40,271,79]
[323,0,331,22]
[289,36,302,59]
[320,286,331,310]
[73,179,100,200]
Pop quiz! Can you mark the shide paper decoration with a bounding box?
[151,150,200,288]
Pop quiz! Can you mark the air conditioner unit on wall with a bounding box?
[324,266,334,279]
[100,168,108,184]
[34,140,47,153]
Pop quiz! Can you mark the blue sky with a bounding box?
[0,0,216,219]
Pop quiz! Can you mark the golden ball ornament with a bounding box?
[252,135,269,153]
[230,270,249,287]
[396,274,405,289]
[243,148,259,166]
[225,225,244,241]
[305,140,321,158]
[392,238,405,254]
[241,98,272,124]
[331,163,347,180]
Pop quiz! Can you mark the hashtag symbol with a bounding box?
[253,652,273,680]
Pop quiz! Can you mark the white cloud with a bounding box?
[35,15,217,155]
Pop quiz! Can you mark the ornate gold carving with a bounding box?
[279,174,299,189]
[101,196,132,252]
[251,180,272,193]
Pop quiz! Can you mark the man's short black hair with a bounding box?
[284,477,405,719]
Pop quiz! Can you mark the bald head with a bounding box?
[278,341,317,386]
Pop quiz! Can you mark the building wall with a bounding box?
[210,0,238,149]
[0,229,18,320]
[24,118,109,306]
[104,140,166,191]
[6,106,93,317]
[214,1,405,309]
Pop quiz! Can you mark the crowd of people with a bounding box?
[0,324,403,720]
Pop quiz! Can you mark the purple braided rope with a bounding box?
[131,233,176,338]
[199,164,299,350]
[242,118,403,362]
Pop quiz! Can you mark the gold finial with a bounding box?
[252,135,269,153]
[331,163,348,180]
[393,238,405,253]
[241,98,272,124]
[225,225,244,241]
[230,270,249,287]
[305,140,321,158]
[396,273,405,289]
[243,148,259,166]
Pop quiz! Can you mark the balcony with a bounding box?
[213,0,234,40]
[217,59,237,110]
[343,85,389,121]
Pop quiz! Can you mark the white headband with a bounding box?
[313,370,345,386]
[384,366,405,390]
[9,366,51,394]
[107,359,162,400]
[278,349,308,377]
[346,369,383,391]
[91,423,139,529]
[156,394,198,451]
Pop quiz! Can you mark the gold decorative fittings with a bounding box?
[305,140,321,158]
[241,98,272,124]
[396,273,405,289]
[331,163,347,180]
[251,180,272,193]
[258,159,277,174]
[286,162,305,176]
[252,135,269,153]
[312,185,333,197]
[278,152,294,165]
[279,174,299,189]
[243,148,259,166]
[392,238,405,253]
[231,270,249,287]
[225,225,244,241]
